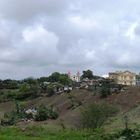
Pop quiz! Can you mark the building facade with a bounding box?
[68,71,80,82]
[109,71,136,86]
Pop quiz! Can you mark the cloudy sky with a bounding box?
[0,0,140,79]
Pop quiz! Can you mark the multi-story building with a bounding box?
[109,71,136,86]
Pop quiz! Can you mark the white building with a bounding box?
[68,71,80,82]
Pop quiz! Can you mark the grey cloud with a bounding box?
[0,0,140,78]
[0,0,71,23]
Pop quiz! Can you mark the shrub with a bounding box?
[49,110,59,119]
[100,86,110,98]
[1,101,29,126]
[14,83,41,100]
[1,111,16,126]
[47,84,55,96]
[79,102,118,129]
[35,104,49,121]
[35,104,59,121]
[105,126,140,140]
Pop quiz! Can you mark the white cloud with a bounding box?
[17,24,60,65]
[69,15,99,30]
[125,22,138,40]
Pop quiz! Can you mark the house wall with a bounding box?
[109,71,136,86]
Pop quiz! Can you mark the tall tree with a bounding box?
[48,72,60,83]
[81,70,94,80]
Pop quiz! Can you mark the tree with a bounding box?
[37,77,49,83]
[23,77,38,85]
[48,72,60,83]
[59,74,72,85]
[16,82,41,100]
[2,79,18,89]
[80,102,118,129]
[99,81,110,98]
[48,72,72,85]
[81,70,94,80]
[47,84,55,96]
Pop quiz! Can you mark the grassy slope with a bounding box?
[104,86,140,132]
[0,126,103,140]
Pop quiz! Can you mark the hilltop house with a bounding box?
[109,71,136,86]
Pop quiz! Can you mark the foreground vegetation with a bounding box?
[0,124,140,140]
[0,126,103,140]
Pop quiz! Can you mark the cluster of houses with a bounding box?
[66,70,140,95]
[42,70,140,95]
[69,70,140,86]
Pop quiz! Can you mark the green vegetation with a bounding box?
[0,126,104,140]
[0,124,140,140]
[46,84,55,97]
[67,94,82,110]
[0,72,72,101]
[1,102,59,125]
[81,69,94,80]
[35,104,59,121]
[80,102,118,129]
[47,72,72,85]
[47,83,63,96]
[99,81,111,98]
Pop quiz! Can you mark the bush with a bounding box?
[1,101,28,126]
[1,111,16,126]
[100,86,110,98]
[35,104,49,121]
[15,83,41,100]
[35,104,59,121]
[105,126,140,140]
[47,84,55,96]
[49,110,59,119]
[79,102,118,129]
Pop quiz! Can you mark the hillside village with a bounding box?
[70,70,138,86]
[0,70,140,139]
[0,70,139,124]
[68,70,139,93]
[0,69,138,99]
